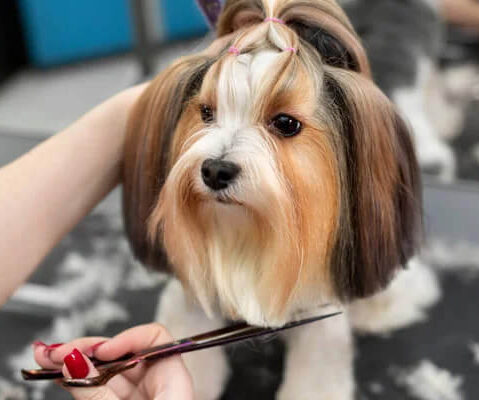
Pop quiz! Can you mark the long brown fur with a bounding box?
[122,0,422,323]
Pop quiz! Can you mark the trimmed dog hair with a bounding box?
[123,0,422,326]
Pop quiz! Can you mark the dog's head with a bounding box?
[123,0,422,326]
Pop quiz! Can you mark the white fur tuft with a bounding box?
[470,343,479,365]
[393,360,464,400]
[349,258,441,334]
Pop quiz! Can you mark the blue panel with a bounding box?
[161,0,209,41]
[18,0,133,67]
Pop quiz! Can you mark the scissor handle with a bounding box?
[21,352,135,381]
[62,360,141,387]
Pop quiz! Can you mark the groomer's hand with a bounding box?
[33,323,194,400]
[442,0,479,29]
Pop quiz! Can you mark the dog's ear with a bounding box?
[326,69,422,300]
[277,1,372,74]
[288,21,360,71]
[122,56,213,270]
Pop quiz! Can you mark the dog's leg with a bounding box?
[349,258,441,334]
[277,308,354,400]
[155,279,229,400]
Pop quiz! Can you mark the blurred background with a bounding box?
[0,0,479,399]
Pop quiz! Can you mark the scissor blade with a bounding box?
[22,311,342,383]
[128,311,344,363]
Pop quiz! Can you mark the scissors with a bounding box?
[22,311,341,387]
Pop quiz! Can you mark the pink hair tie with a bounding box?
[264,17,285,24]
[228,46,240,55]
[284,47,297,53]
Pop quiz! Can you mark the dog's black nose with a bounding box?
[201,159,240,190]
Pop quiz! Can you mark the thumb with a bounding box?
[62,348,119,400]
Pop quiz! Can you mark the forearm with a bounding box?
[442,0,479,28]
[0,83,147,305]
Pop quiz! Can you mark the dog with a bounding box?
[122,0,433,398]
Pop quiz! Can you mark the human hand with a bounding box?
[33,323,194,400]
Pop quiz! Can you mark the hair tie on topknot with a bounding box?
[228,46,240,55]
[264,17,285,24]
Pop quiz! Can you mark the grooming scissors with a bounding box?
[22,311,341,387]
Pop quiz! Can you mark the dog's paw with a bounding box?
[349,258,441,334]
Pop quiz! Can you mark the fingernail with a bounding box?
[45,343,64,356]
[32,341,47,348]
[85,341,107,358]
[46,343,64,350]
[64,349,89,379]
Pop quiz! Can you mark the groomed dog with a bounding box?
[122,0,431,398]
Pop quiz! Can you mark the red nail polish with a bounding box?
[46,343,64,350]
[64,349,89,379]
[86,341,107,358]
[33,341,47,348]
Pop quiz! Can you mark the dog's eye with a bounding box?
[200,105,215,124]
[270,114,302,137]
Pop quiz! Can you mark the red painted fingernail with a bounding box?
[46,343,64,350]
[32,341,47,348]
[64,349,89,379]
[86,341,107,358]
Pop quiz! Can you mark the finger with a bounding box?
[33,337,108,370]
[62,348,120,400]
[92,323,171,361]
[88,323,173,384]
[144,353,194,400]
[94,324,194,398]
[36,324,174,367]
[33,324,168,380]
[60,348,139,399]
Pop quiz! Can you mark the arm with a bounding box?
[0,83,147,306]
[442,0,479,29]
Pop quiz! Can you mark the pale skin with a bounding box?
[442,0,479,30]
[0,84,194,399]
[0,83,146,305]
[34,324,194,400]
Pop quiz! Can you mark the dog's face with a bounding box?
[123,0,422,326]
